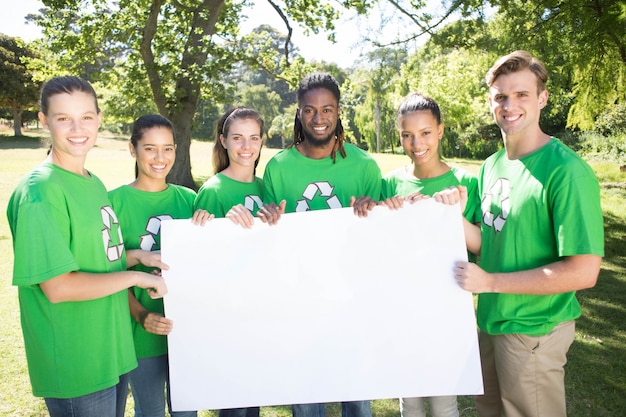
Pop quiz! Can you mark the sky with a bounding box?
[0,0,402,68]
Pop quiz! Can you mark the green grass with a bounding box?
[1,129,625,416]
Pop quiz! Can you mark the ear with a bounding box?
[219,134,227,148]
[38,112,48,129]
[438,123,445,140]
[538,89,549,110]
[128,142,137,158]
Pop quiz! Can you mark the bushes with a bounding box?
[451,124,503,160]
[578,131,626,164]
[594,103,626,136]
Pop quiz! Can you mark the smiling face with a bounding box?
[399,110,444,170]
[39,91,101,173]
[220,118,263,171]
[130,126,176,187]
[298,88,340,148]
[488,68,548,139]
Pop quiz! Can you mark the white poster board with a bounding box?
[161,200,483,411]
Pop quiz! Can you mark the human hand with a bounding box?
[191,209,214,225]
[453,261,494,293]
[225,204,255,229]
[257,200,286,226]
[138,310,174,335]
[136,271,168,299]
[432,186,462,206]
[406,192,431,204]
[128,250,169,271]
[380,195,406,210]
[350,196,378,217]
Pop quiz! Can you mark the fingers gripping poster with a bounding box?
[161,200,483,411]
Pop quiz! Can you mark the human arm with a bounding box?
[39,269,167,303]
[453,254,601,294]
[257,200,286,226]
[128,290,173,335]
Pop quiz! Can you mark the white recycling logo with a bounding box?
[482,178,511,233]
[295,181,342,212]
[101,206,124,262]
[244,195,264,213]
[140,214,173,251]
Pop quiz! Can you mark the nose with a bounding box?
[241,138,250,148]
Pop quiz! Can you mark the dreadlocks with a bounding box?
[291,72,347,163]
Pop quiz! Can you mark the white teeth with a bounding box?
[505,115,521,121]
[240,153,252,157]
[414,150,427,157]
[152,165,166,170]
[68,137,88,143]
[313,127,326,131]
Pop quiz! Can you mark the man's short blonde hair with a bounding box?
[485,50,548,93]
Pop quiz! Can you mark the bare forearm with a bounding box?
[455,254,601,295]
[40,269,164,303]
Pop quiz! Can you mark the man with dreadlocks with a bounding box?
[263,72,381,417]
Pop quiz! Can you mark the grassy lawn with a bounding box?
[0,129,624,416]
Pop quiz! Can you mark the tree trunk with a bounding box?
[167,102,199,191]
[12,105,23,136]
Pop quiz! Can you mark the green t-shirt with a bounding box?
[194,173,264,217]
[7,162,136,399]
[263,143,382,213]
[477,138,605,336]
[383,165,481,261]
[108,184,196,358]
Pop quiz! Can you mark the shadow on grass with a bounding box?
[566,211,626,416]
[0,134,48,149]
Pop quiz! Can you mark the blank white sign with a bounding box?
[161,199,483,412]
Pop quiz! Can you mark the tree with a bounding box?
[0,35,41,136]
[36,0,370,188]
[386,0,625,130]
[352,47,405,153]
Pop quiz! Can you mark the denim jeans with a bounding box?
[219,406,260,417]
[292,401,372,417]
[45,372,129,417]
[129,354,197,417]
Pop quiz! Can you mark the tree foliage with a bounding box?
[0,35,41,136]
[35,0,370,187]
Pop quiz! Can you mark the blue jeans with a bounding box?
[292,401,372,417]
[45,373,129,417]
[219,407,260,417]
[129,354,197,417]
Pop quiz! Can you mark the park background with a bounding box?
[1,0,625,415]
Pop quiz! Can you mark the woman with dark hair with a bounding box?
[108,113,212,417]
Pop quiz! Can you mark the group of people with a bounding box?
[8,49,603,417]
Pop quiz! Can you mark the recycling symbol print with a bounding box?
[140,214,174,251]
[244,195,264,213]
[482,178,511,233]
[101,206,125,261]
[295,181,342,212]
